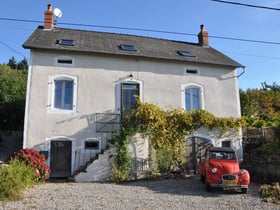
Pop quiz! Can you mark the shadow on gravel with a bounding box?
[120,175,261,199]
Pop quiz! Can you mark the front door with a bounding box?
[50,140,72,177]
[121,83,139,116]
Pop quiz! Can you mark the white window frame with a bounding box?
[82,137,101,152]
[184,66,200,76]
[55,56,75,67]
[116,76,143,114]
[181,83,205,111]
[47,74,78,114]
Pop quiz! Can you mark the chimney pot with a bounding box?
[44,4,54,30]
[198,24,209,46]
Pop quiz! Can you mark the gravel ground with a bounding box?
[0,175,279,210]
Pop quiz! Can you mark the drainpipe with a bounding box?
[237,66,246,78]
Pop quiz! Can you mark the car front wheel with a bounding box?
[205,180,211,191]
[241,188,247,194]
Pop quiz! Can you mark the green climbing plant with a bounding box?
[112,98,243,182]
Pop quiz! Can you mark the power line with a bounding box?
[210,0,280,11]
[0,40,26,58]
[1,17,280,46]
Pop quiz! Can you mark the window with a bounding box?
[222,141,231,147]
[48,75,77,113]
[182,83,204,111]
[54,80,73,110]
[185,88,200,110]
[120,44,137,51]
[84,141,99,150]
[177,50,195,57]
[57,39,75,46]
[184,66,200,75]
[55,56,75,67]
[82,138,101,152]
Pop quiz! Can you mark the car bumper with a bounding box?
[210,183,248,189]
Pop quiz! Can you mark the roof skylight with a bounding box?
[57,39,75,46]
[120,44,137,51]
[177,50,195,57]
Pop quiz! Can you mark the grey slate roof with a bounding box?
[23,26,242,68]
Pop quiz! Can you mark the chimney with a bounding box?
[198,24,209,46]
[44,4,53,30]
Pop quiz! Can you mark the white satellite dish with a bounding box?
[53,8,63,18]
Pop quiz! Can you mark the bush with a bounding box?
[260,183,280,204]
[0,159,35,201]
[156,149,173,172]
[13,148,51,182]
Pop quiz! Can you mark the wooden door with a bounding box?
[50,140,72,178]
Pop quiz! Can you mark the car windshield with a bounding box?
[210,151,236,160]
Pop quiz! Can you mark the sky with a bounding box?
[0,0,280,90]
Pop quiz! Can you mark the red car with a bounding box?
[199,147,250,193]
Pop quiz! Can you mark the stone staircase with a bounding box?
[75,146,116,182]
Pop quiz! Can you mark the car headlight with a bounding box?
[241,169,247,174]
[211,167,217,173]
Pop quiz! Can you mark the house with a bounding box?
[23,4,244,181]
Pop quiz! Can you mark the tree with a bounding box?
[17,58,29,70]
[7,56,17,70]
[5,57,29,71]
[0,64,27,130]
[240,82,280,128]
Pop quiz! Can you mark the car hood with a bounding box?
[209,160,240,174]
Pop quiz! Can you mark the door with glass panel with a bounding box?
[121,83,139,116]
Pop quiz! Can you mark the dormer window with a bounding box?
[57,39,75,46]
[120,44,137,51]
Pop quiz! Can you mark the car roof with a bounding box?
[209,147,235,152]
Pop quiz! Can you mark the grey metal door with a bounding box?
[50,140,72,177]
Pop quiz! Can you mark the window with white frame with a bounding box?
[55,56,75,67]
[48,75,77,113]
[182,83,204,111]
[116,77,143,115]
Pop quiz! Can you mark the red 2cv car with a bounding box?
[199,147,250,193]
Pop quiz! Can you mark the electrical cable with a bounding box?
[0,17,280,46]
[210,0,280,11]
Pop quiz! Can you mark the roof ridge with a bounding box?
[38,25,199,46]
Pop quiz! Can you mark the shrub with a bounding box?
[260,183,280,204]
[0,159,35,201]
[156,149,173,172]
[13,148,51,182]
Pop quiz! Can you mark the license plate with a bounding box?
[223,180,236,186]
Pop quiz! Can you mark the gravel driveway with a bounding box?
[1,175,278,210]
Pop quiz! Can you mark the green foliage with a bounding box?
[260,183,280,204]
[125,99,242,171]
[240,83,280,128]
[254,141,280,155]
[0,64,27,130]
[156,149,173,172]
[112,127,132,183]
[14,148,51,182]
[0,159,35,201]
[6,56,28,71]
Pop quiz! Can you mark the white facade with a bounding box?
[23,49,242,178]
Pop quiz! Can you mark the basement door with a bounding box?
[50,140,72,178]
